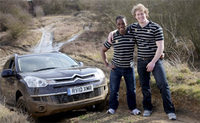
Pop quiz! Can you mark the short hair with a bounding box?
[131,3,149,18]
[115,15,127,23]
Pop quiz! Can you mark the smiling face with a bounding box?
[135,10,148,24]
[116,18,127,35]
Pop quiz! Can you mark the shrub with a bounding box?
[0,12,7,32]
[149,0,200,64]
[40,0,79,15]
[0,4,32,40]
[3,14,28,40]
[34,5,44,17]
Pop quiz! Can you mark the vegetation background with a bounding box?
[0,0,200,122]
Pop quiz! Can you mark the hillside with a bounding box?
[0,10,200,123]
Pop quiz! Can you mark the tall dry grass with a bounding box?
[0,104,29,123]
[148,0,200,68]
[0,2,32,42]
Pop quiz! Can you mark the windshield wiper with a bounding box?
[70,65,79,67]
[33,67,57,72]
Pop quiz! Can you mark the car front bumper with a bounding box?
[26,84,108,117]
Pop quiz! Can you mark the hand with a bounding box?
[106,64,115,71]
[108,32,113,44]
[108,30,117,44]
[160,53,165,59]
[146,62,155,72]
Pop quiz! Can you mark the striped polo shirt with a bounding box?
[103,28,135,68]
[130,21,164,59]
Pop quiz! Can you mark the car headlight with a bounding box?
[24,76,55,88]
[94,68,105,82]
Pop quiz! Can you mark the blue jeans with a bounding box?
[137,58,175,114]
[109,67,137,110]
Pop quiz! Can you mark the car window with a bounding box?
[18,53,79,72]
[3,57,15,70]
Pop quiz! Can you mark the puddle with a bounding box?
[31,20,92,54]
[52,31,83,51]
[32,26,83,53]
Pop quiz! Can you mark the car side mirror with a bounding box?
[79,62,84,67]
[1,69,13,77]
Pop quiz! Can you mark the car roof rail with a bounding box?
[51,51,60,53]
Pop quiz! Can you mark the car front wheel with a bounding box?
[17,96,37,122]
[17,96,29,115]
[86,98,108,112]
[94,100,107,111]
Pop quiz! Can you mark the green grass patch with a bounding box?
[171,84,200,101]
[197,79,200,84]
[78,114,89,120]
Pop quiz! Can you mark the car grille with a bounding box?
[32,86,107,104]
[54,74,95,83]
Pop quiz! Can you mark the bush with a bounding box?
[149,0,200,64]
[0,4,32,40]
[4,14,28,40]
[34,5,44,17]
[0,12,7,32]
[39,0,80,15]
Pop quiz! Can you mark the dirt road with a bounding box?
[37,105,200,123]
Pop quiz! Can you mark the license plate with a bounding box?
[67,85,93,95]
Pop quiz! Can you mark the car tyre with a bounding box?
[94,100,107,112]
[86,100,108,112]
[17,96,29,115]
[17,96,37,122]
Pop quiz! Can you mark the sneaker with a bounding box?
[143,110,152,117]
[130,108,141,115]
[106,108,115,114]
[168,113,177,120]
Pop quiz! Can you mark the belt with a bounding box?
[139,57,153,61]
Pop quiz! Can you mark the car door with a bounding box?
[0,57,17,107]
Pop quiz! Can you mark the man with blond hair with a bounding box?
[108,3,176,120]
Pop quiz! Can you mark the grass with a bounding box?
[197,79,200,84]
[154,62,200,111]
[0,104,28,123]
[78,114,89,120]
[171,84,200,101]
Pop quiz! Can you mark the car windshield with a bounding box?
[18,53,79,72]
